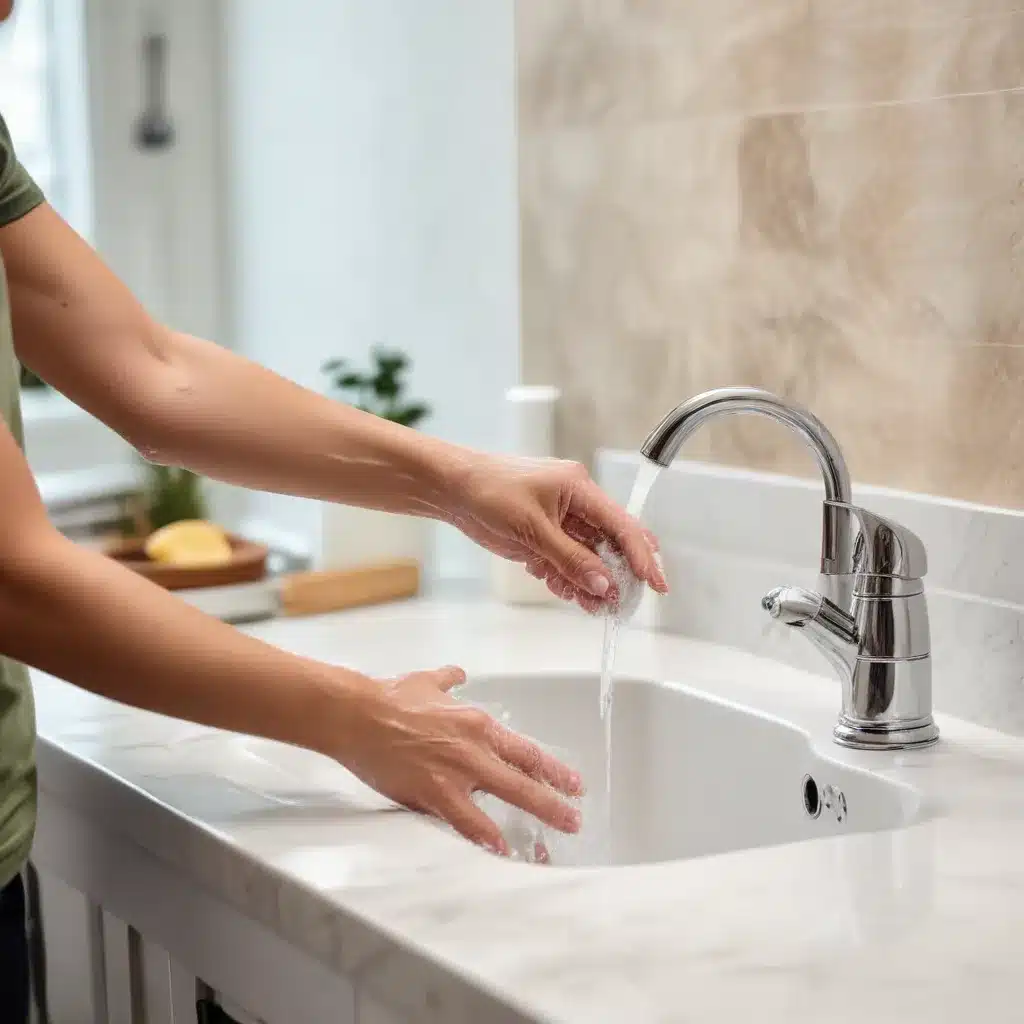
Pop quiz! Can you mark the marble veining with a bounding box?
[31,599,1024,1022]
[518,2,1024,126]
[519,0,1024,509]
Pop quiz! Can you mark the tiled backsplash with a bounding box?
[519,1,1024,508]
[598,451,1024,737]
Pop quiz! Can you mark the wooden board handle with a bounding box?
[279,559,420,617]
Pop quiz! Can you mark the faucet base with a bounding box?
[833,716,940,751]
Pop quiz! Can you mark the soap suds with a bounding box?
[593,540,644,623]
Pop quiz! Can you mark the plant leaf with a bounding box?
[373,369,400,400]
[323,348,428,429]
[392,403,430,428]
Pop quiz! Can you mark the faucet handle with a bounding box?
[822,503,927,581]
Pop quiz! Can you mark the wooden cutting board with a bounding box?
[279,559,421,617]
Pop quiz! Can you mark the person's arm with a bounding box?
[0,418,581,853]
[3,203,458,516]
[3,204,666,604]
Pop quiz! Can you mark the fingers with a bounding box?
[546,574,604,614]
[479,758,582,834]
[524,558,547,580]
[527,556,610,613]
[462,713,582,835]
[534,516,617,599]
[562,514,604,550]
[493,725,585,797]
[570,483,668,594]
[434,792,509,856]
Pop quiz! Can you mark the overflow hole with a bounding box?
[802,775,821,819]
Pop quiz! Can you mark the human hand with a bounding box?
[334,665,583,854]
[446,454,668,612]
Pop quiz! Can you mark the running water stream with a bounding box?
[598,459,663,830]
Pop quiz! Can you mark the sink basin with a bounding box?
[177,673,921,868]
[457,674,923,867]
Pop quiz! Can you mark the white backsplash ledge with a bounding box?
[597,451,1024,737]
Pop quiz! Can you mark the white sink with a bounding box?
[457,673,922,867]
[194,672,923,868]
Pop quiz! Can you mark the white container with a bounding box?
[320,503,427,572]
[489,385,561,605]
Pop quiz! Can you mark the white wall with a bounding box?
[87,0,224,338]
[222,0,520,580]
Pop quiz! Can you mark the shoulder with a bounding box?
[0,112,44,228]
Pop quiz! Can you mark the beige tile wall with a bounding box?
[518,0,1024,505]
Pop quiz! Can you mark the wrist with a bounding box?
[402,434,484,524]
[298,661,381,758]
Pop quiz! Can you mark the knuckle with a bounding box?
[461,707,496,740]
[519,742,543,779]
[564,549,591,574]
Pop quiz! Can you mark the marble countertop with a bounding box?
[31,599,1024,1023]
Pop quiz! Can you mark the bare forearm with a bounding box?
[0,531,367,754]
[140,331,472,520]
[3,206,473,519]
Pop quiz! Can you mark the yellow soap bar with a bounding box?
[144,520,233,569]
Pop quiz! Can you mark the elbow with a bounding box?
[116,366,197,468]
[118,414,181,468]
[102,324,197,467]
[130,430,181,468]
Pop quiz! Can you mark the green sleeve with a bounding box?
[0,113,45,228]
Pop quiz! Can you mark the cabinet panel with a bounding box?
[168,960,198,1023]
[138,938,176,1024]
[34,868,103,1024]
[100,911,133,1024]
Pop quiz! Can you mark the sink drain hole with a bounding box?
[802,775,821,819]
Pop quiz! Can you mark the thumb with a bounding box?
[535,519,612,599]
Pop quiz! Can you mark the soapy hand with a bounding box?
[336,665,584,854]
[447,455,667,612]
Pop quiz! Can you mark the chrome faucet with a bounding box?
[641,387,939,751]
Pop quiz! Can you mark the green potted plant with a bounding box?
[139,465,209,533]
[322,348,430,428]
[320,347,432,572]
[113,464,209,539]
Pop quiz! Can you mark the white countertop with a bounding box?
[31,599,1024,1023]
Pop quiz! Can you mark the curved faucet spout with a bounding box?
[640,387,852,505]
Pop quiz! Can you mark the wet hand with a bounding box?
[335,665,584,854]
[448,454,668,611]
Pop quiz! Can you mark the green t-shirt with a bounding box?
[0,113,45,887]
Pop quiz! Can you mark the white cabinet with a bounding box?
[32,790,358,1024]
[34,871,195,1024]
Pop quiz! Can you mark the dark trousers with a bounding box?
[0,874,28,1024]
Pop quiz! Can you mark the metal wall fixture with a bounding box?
[133,20,175,151]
